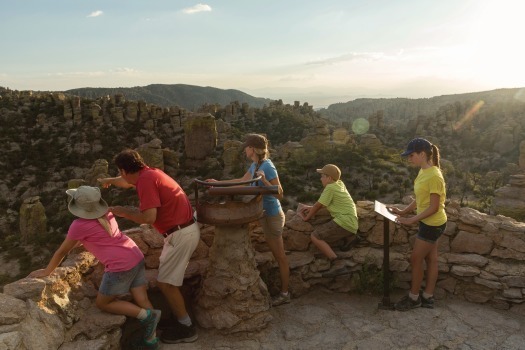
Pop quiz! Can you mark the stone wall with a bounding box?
[2,201,524,348]
[275,201,525,312]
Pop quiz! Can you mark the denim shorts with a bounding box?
[99,259,147,296]
[417,221,447,243]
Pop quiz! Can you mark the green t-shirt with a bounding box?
[414,166,447,226]
[318,180,358,233]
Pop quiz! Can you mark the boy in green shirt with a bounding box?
[300,164,360,260]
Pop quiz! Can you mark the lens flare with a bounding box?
[453,100,484,131]
[352,118,370,135]
[514,89,525,102]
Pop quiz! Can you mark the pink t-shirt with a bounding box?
[67,213,143,272]
[136,167,193,234]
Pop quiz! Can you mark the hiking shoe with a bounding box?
[340,234,364,252]
[141,309,161,341]
[421,294,435,309]
[131,336,159,350]
[160,323,198,344]
[272,292,291,306]
[394,295,422,311]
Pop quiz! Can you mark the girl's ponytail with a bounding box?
[432,145,441,168]
[97,215,114,237]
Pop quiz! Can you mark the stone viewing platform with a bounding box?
[2,200,525,348]
[159,286,525,350]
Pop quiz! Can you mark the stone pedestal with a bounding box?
[194,225,272,333]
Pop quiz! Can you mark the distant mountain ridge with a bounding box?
[65,84,273,110]
[320,87,525,124]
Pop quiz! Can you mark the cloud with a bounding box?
[182,4,212,14]
[87,10,103,18]
[278,74,315,82]
[110,67,140,74]
[50,68,140,78]
[304,46,445,67]
[306,52,385,66]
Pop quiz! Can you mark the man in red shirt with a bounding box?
[99,149,200,344]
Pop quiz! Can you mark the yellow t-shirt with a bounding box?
[414,166,447,226]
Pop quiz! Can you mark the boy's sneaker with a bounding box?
[394,295,421,311]
[140,309,161,341]
[421,294,435,309]
[131,336,159,350]
[323,259,350,278]
[272,292,291,306]
[340,234,364,251]
[160,323,198,344]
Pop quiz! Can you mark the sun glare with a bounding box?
[454,100,485,131]
[464,1,525,86]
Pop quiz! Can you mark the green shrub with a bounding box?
[297,192,319,203]
[356,262,396,295]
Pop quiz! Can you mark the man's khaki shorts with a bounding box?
[157,222,200,287]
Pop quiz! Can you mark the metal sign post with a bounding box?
[374,200,396,310]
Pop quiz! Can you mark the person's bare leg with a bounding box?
[95,293,142,317]
[410,239,434,295]
[265,235,290,293]
[311,234,337,260]
[157,281,188,319]
[130,285,154,310]
[423,243,439,295]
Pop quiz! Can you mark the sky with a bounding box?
[1,0,524,107]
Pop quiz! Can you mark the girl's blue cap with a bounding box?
[401,138,432,157]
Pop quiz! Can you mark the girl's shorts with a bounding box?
[99,259,147,296]
[417,221,446,243]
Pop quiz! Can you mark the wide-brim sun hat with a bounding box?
[66,186,108,219]
[316,164,341,181]
[401,138,432,157]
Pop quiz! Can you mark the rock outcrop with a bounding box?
[184,114,218,160]
[359,133,382,150]
[19,197,47,244]
[137,139,164,170]
[492,174,525,221]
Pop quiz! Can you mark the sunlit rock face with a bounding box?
[137,138,164,170]
[184,114,218,160]
[19,196,47,244]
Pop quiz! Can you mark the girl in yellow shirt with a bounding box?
[390,138,447,311]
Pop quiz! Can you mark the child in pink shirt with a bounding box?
[28,186,161,349]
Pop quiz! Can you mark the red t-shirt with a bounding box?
[136,167,193,234]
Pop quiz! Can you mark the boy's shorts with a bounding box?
[417,221,446,243]
[259,210,285,239]
[99,259,147,296]
[312,220,354,244]
[157,222,200,287]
